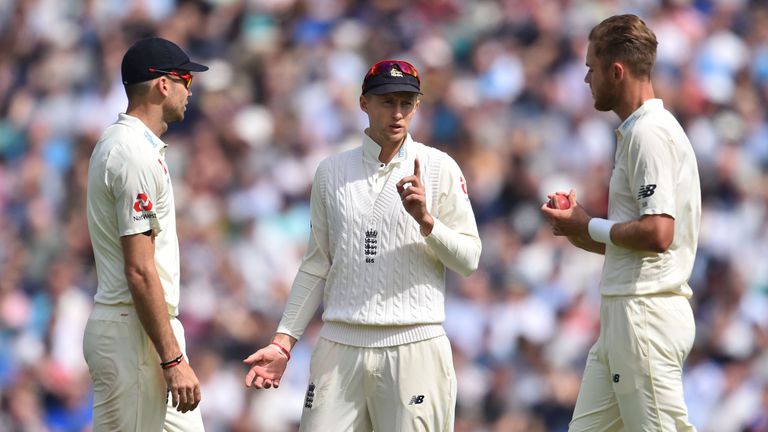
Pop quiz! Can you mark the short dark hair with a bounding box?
[588,14,657,79]
[124,80,152,100]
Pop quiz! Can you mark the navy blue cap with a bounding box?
[121,37,208,85]
[362,60,421,95]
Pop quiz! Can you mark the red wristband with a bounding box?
[271,341,291,361]
[160,353,184,369]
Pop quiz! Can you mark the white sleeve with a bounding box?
[276,270,325,340]
[424,156,481,277]
[628,123,678,218]
[108,147,162,237]
[275,163,330,339]
[296,160,331,278]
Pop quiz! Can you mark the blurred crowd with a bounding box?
[1,0,767,431]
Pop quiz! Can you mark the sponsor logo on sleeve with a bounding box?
[637,184,656,199]
[132,193,157,221]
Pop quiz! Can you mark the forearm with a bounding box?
[126,268,180,361]
[610,220,670,253]
[424,218,481,277]
[568,231,606,255]
[276,270,325,341]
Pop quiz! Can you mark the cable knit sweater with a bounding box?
[277,133,481,347]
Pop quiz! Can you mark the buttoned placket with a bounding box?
[371,161,396,194]
[362,136,408,199]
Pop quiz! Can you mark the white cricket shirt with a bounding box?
[601,99,701,297]
[86,113,180,316]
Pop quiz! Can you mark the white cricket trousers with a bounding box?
[299,335,457,432]
[569,293,697,432]
[83,303,205,432]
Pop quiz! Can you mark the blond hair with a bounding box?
[588,14,657,79]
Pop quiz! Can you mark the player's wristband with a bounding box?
[271,341,291,361]
[160,353,184,369]
[588,218,617,246]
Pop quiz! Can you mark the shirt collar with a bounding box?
[116,113,168,155]
[362,132,411,166]
[615,98,663,140]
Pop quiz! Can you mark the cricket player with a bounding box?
[84,37,208,431]
[242,59,482,431]
[541,14,701,431]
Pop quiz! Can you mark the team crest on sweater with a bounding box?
[364,228,378,263]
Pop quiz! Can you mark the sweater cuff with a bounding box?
[423,218,480,277]
[275,270,325,341]
[424,217,450,242]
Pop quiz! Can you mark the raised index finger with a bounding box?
[414,158,420,178]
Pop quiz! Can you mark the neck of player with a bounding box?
[615,80,656,122]
[126,105,168,138]
[366,129,406,165]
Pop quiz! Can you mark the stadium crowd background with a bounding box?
[1,0,767,430]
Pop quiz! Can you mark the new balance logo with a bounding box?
[304,383,315,409]
[409,395,425,405]
[637,184,657,199]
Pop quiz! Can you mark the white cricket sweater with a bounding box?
[277,133,481,347]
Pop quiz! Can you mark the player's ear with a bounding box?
[611,62,624,81]
[155,76,171,97]
[359,95,368,113]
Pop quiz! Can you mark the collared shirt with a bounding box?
[362,132,409,197]
[601,99,701,297]
[86,113,181,316]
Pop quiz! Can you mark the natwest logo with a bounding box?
[133,193,153,212]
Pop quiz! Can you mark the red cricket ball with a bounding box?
[548,194,571,210]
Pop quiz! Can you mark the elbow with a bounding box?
[457,244,481,277]
[124,263,152,292]
[457,261,478,278]
[124,265,140,286]
[648,233,673,253]
[639,214,674,254]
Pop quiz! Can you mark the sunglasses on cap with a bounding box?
[364,60,420,82]
[148,67,194,89]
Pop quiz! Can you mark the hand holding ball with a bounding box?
[541,190,577,238]
[547,194,571,210]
